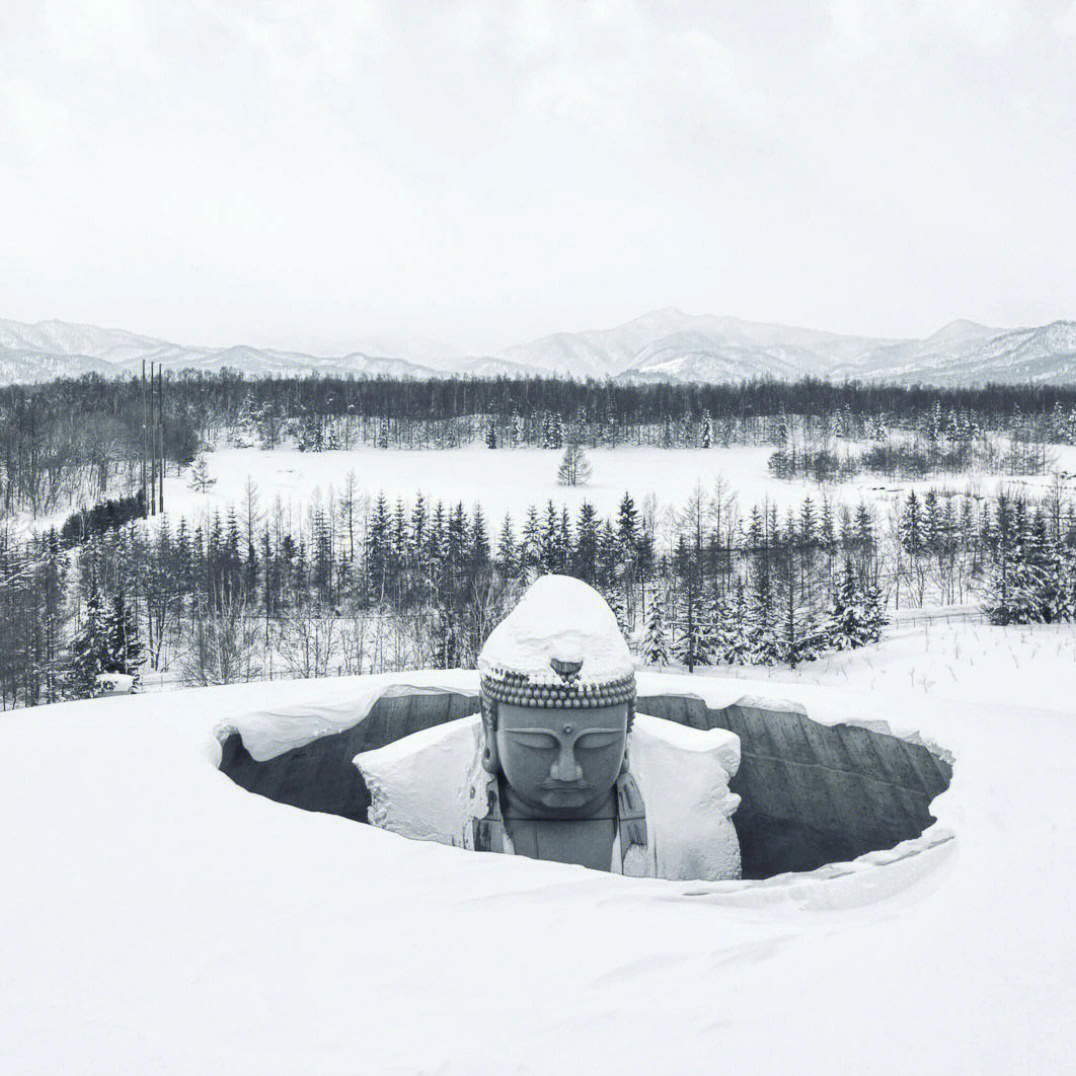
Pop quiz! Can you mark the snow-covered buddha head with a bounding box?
[475,576,645,868]
[356,572,741,879]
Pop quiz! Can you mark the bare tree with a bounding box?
[182,587,262,685]
[557,443,592,486]
[277,600,340,678]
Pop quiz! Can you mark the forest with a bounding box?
[3,370,1076,516]
[1,370,1075,708]
[2,471,1074,708]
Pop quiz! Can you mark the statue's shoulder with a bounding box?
[628,714,742,882]
[630,713,740,777]
[354,713,482,845]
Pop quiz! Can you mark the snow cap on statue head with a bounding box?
[478,575,637,733]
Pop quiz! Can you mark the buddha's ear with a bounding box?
[481,698,499,774]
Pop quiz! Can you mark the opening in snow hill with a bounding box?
[218,690,953,880]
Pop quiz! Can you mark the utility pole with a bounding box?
[141,360,148,517]
[157,364,165,515]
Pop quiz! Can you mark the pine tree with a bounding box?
[485,418,497,449]
[642,590,670,666]
[824,557,887,649]
[67,579,109,698]
[899,491,924,556]
[37,529,68,703]
[557,507,572,572]
[674,589,713,672]
[551,412,564,450]
[605,586,631,644]
[572,501,600,583]
[700,411,713,448]
[717,576,750,664]
[745,564,781,664]
[520,505,541,577]
[596,522,621,591]
[863,577,889,640]
[103,589,145,686]
[617,492,639,560]
[470,505,490,571]
[497,514,517,576]
[539,501,560,573]
[366,493,392,602]
[409,493,428,569]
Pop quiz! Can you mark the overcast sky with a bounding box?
[2,1,1074,355]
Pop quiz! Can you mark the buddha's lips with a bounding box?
[540,782,589,793]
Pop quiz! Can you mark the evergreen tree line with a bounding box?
[58,490,146,546]
[4,478,1072,708]
[768,401,1055,481]
[977,488,1076,625]
[5,372,1076,518]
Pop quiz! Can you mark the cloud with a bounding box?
[0,77,69,159]
[1057,1,1076,35]
[0,0,1071,349]
[826,0,877,55]
[919,0,1028,52]
[42,0,148,62]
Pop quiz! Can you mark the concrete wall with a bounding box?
[636,694,951,878]
[219,689,952,879]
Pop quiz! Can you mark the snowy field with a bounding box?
[692,617,1076,714]
[3,621,1073,1075]
[158,442,1076,532]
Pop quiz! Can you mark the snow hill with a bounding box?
[2,649,1073,1075]
[2,310,1075,386]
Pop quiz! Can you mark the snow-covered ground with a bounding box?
[694,617,1076,714]
[159,442,1076,532]
[2,622,1073,1074]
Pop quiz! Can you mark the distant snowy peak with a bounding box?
[612,313,1076,386]
[0,350,115,384]
[0,318,170,362]
[889,320,1076,386]
[919,319,999,349]
[499,307,698,378]
[1,313,1075,387]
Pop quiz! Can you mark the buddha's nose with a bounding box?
[549,742,583,783]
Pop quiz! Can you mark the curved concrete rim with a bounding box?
[216,680,956,904]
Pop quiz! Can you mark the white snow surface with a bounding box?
[166,442,1076,536]
[2,645,1074,1074]
[477,574,634,683]
[355,712,743,882]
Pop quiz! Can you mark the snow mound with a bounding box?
[478,574,634,686]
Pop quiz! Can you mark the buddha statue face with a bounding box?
[492,702,628,819]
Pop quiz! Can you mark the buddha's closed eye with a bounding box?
[576,731,621,749]
[505,731,558,750]
[503,730,622,751]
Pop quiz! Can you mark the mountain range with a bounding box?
[2,310,1074,388]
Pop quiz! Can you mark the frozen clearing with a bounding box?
[2,622,1073,1074]
[159,442,1076,529]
